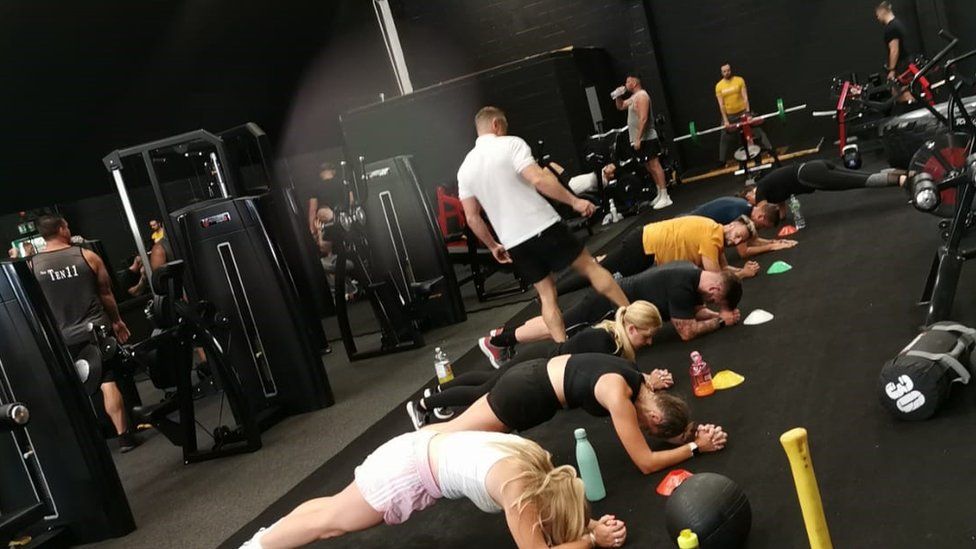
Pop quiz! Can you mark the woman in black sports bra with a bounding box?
[407,302,664,430]
[429,353,728,474]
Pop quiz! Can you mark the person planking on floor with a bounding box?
[429,353,727,475]
[684,196,797,258]
[241,431,628,549]
[408,301,666,428]
[482,262,742,368]
[557,215,759,297]
[457,106,629,348]
[742,159,909,218]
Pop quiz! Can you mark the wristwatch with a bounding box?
[689,442,700,456]
[717,318,726,328]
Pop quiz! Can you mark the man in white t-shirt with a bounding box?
[457,106,629,367]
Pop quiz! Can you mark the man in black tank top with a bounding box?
[31,215,139,452]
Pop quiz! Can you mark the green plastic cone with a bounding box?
[767,260,792,274]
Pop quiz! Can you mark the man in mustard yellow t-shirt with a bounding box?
[597,215,760,280]
[715,63,772,163]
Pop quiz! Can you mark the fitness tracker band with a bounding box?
[689,442,700,456]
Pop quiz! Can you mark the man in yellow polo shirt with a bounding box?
[599,215,759,280]
[715,63,772,164]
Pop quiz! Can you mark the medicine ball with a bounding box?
[665,473,751,548]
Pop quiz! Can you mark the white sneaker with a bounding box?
[405,400,427,430]
[652,193,673,210]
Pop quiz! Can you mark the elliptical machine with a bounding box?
[903,30,976,324]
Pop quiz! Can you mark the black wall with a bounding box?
[391,0,671,135]
[645,0,925,167]
[342,49,616,198]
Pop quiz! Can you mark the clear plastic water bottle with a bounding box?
[574,428,606,501]
[434,347,454,385]
[689,351,715,397]
[609,199,621,223]
[788,195,806,229]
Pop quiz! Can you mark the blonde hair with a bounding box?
[594,300,663,362]
[496,439,589,545]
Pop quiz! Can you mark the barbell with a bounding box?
[674,99,808,144]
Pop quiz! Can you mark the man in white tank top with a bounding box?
[613,71,672,209]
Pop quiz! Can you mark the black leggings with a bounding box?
[796,160,886,191]
[556,225,653,295]
[425,370,502,410]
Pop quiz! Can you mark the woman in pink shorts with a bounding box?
[242,430,628,549]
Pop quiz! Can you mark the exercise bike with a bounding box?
[903,30,976,324]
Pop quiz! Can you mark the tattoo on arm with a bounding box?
[672,317,720,340]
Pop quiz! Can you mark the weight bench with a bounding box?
[436,186,528,302]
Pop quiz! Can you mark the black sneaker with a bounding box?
[119,432,141,453]
[405,400,428,431]
[423,388,453,420]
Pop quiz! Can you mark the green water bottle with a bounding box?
[574,428,606,501]
[677,529,699,548]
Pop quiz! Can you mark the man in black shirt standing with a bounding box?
[31,215,139,452]
[875,1,914,107]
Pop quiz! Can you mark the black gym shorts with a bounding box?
[634,138,662,163]
[487,358,561,432]
[507,222,585,285]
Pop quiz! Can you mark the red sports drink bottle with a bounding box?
[689,351,715,397]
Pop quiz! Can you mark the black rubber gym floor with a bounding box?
[221,160,976,548]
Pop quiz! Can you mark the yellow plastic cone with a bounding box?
[712,370,745,390]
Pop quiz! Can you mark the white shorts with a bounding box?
[353,431,442,525]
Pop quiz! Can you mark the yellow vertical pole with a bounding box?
[780,428,833,549]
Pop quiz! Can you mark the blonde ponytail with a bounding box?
[594,300,663,361]
[495,439,589,545]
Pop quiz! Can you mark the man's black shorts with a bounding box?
[507,222,584,285]
[634,138,662,163]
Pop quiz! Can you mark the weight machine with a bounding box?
[327,156,459,361]
[812,58,939,167]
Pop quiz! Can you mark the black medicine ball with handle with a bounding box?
[878,322,976,421]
